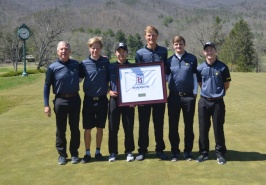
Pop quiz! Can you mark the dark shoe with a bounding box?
[217,156,226,165]
[135,153,145,161]
[95,153,104,161]
[171,153,179,162]
[196,154,208,163]
[156,151,168,160]
[58,156,67,165]
[183,152,194,161]
[71,156,80,164]
[81,154,91,163]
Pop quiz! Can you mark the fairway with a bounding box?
[0,73,266,185]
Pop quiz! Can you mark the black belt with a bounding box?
[85,95,105,101]
[171,91,194,97]
[57,92,78,98]
[201,95,223,101]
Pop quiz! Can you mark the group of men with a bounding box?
[43,25,231,166]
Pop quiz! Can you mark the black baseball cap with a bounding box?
[115,42,128,51]
[203,42,216,50]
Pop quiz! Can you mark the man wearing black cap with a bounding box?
[107,43,135,162]
[196,42,231,165]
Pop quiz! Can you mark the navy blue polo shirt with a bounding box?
[43,59,80,106]
[167,51,197,92]
[197,59,231,98]
[135,45,168,64]
[80,56,110,96]
[108,60,131,92]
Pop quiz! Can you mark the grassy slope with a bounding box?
[0,73,266,185]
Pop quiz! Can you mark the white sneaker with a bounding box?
[126,153,134,162]
[108,153,116,162]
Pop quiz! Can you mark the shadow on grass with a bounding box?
[199,150,266,162]
[65,156,109,164]
[73,150,266,163]
[226,150,266,161]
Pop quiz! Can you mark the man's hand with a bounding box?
[44,106,51,117]
[109,90,118,97]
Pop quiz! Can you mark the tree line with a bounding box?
[0,10,265,72]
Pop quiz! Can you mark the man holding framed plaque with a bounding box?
[108,43,135,162]
[135,25,168,161]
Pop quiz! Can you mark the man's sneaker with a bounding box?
[196,155,208,163]
[95,153,104,161]
[183,152,194,161]
[81,154,91,163]
[126,153,134,162]
[217,156,226,165]
[71,156,80,164]
[58,156,67,165]
[135,153,145,161]
[171,153,179,162]
[156,151,168,160]
[108,153,117,162]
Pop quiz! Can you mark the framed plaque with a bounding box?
[117,61,167,106]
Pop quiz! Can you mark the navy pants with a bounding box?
[168,93,196,154]
[53,95,81,157]
[137,103,166,153]
[198,97,226,157]
[108,97,135,154]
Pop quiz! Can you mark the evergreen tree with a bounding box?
[219,19,255,72]
[210,16,225,50]
[127,33,143,58]
[115,30,126,43]
[103,29,115,37]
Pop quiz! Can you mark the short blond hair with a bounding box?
[145,25,159,35]
[87,36,103,48]
[172,35,186,45]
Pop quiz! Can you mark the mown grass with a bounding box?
[0,67,12,74]
[0,73,42,91]
[0,73,266,185]
[0,73,42,114]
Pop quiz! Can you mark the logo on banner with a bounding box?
[136,74,144,84]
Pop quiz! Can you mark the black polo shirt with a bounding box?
[44,59,80,106]
[167,51,197,92]
[135,45,168,64]
[80,56,110,96]
[197,59,231,98]
[108,60,131,92]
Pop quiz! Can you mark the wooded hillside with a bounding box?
[1,0,266,71]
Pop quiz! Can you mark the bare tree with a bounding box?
[30,9,67,69]
[65,31,91,61]
[0,28,22,71]
[253,33,266,72]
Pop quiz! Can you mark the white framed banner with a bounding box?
[117,61,167,106]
